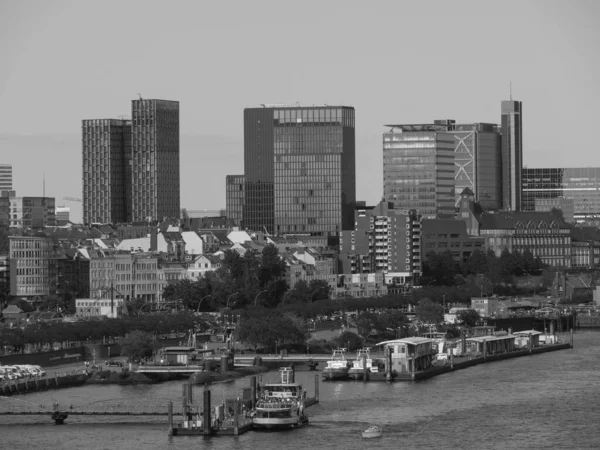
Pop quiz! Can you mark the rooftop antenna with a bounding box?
[509,81,513,101]
[137,93,142,100]
[43,173,45,197]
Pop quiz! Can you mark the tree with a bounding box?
[335,331,363,352]
[259,244,286,287]
[355,311,377,339]
[463,248,488,276]
[119,330,160,362]
[456,309,481,327]
[415,298,444,324]
[236,308,307,351]
[308,280,330,302]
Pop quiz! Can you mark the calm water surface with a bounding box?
[2,331,599,449]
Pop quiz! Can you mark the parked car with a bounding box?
[105,360,124,367]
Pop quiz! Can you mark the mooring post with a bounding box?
[203,386,211,436]
[182,384,189,424]
[528,333,533,354]
[168,401,173,435]
[233,398,240,435]
[571,328,574,348]
[362,354,368,382]
[314,373,319,402]
[250,376,257,409]
[450,352,454,370]
[384,346,390,381]
[483,342,487,360]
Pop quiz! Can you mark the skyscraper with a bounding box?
[82,98,180,225]
[226,174,245,227]
[82,119,131,224]
[449,121,502,210]
[242,105,356,236]
[501,100,523,211]
[383,124,455,218]
[131,99,180,222]
[0,164,13,196]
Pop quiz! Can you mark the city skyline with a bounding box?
[1,1,599,223]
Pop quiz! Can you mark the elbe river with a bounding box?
[2,330,600,450]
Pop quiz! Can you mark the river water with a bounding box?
[2,330,599,450]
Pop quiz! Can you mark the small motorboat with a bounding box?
[362,425,382,439]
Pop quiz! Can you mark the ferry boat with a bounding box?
[348,348,378,380]
[252,367,309,430]
[322,349,350,381]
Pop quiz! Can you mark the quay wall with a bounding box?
[0,347,86,367]
[576,316,600,328]
[0,373,88,396]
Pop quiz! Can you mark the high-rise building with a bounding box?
[522,167,600,221]
[131,99,180,222]
[226,174,245,227]
[0,164,12,196]
[241,105,355,236]
[383,124,455,218]
[447,121,502,210]
[501,100,523,211]
[82,98,180,225]
[82,119,131,224]
[9,197,56,228]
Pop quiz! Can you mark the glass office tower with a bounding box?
[131,99,180,223]
[522,167,600,220]
[226,174,245,227]
[383,124,455,218]
[243,106,355,236]
[450,122,502,210]
[501,100,523,211]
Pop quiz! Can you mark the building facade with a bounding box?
[420,219,485,262]
[82,119,131,224]
[0,164,12,196]
[83,98,180,225]
[522,167,600,222]
[242,105,356,236]
[383,124,455,218]
[9,235,55,298]
[226,174,245,227]
[449,122,502,210]
[501,100,523,211]
[131,99,180,222]
[9,197,56,228]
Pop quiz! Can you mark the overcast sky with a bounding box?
[1,0,598,223]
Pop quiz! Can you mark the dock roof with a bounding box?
[376,337,433,346]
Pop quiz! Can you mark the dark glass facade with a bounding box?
[226,174,245,227]
[501,100,523,211]
[82,119,131,224]
[451,123,501,210]
[522,167,600,220]
[383,126,455,218]
[244,106,355,236]
[131,99,180,222]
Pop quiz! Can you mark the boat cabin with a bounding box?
[325,349,348,369]
[512,330,542,349]
[376,337,436,374]
[466,334,516,356]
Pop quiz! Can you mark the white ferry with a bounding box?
[322,348,350,381]
[252,367,308,430]
[348,348,378,380]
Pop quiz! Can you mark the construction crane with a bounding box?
[63,197,83,202]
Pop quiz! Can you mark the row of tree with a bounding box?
[423,248,546,286]
[162,245,330,311]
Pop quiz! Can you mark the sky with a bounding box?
[1,0,599,223]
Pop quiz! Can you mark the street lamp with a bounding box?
[254,290,268,306]
[226,292,239,309]
[196,294,211,312]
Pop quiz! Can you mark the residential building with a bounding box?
[383,124,455,218]
[187,254,221,280]
[9,197,56,228]
[522,167,600,221]
[82,118,131,224]
[9,235,55,298]
[479,211,571,267]
[75,298,125,318]
[448,121,502,210]
[570,227,600,269]
[241,105,356,236]
[501,100,523,211]
[226,174,245,227]
[131,98,180,222]
[286,247,337,292]
[335,272,387,298]
[339,201,421,284]
[0,164,12,196]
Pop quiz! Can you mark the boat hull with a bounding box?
[322,368,348,381]
[252,416,308,429]
[362,431,382,439]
